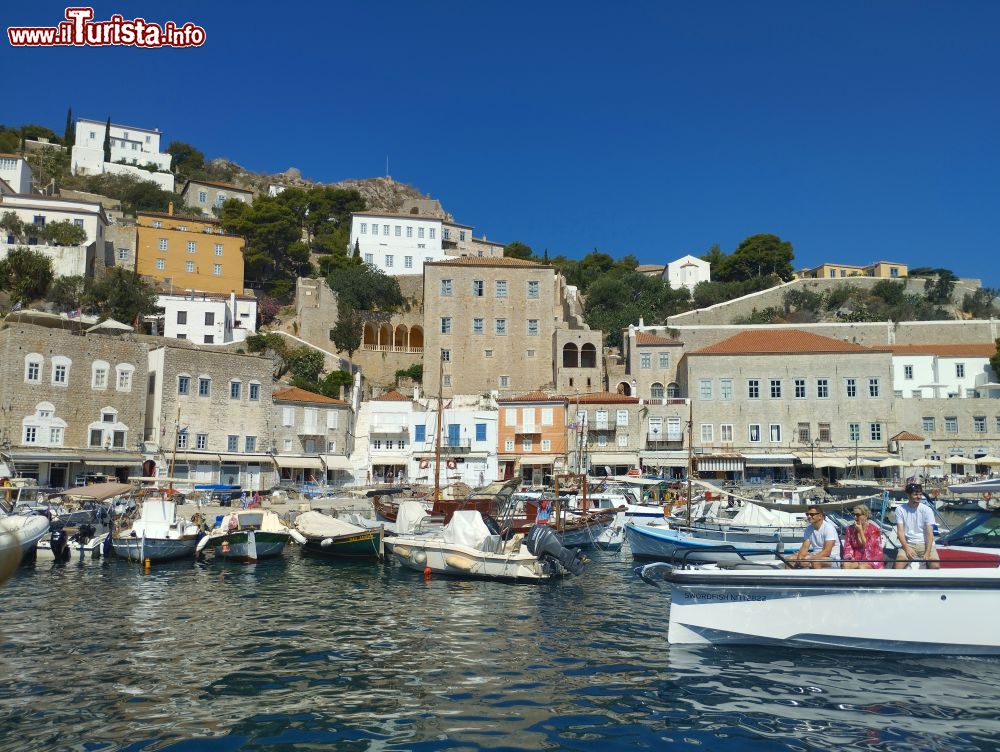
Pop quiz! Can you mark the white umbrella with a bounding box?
[877,458,905,468]
[813,457,848,469]
[912,458,942,467]
[848,458,879,467]
[946,456,975,465]
[972,455,1000,466]
[86,318,133,333]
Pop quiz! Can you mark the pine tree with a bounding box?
[64,108,74,147]
[102,116,111,163]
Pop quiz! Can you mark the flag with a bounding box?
[68,308,81,319]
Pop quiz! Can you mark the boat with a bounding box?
[0,513,50,562]
[637,563,1000,654]
[36,521,108,562]
[197,509,294,563]
[111,497,201,563]
[35,482,134,561]
[293,510,384,559]
[935,508,1000,568]
[391,510,588,581]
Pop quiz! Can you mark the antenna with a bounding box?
[385,154,389,178]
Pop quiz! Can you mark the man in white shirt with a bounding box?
[894,483,939,569]
[789,506,841,568]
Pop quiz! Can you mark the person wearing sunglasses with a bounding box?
[842,505,884,569]
[789,506,841,568]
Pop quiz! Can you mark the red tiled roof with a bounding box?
[692,329,881,355]
[892,430,925,442]
[889,344,997,358]
[497,391,566,403]
[635,331,681,346]
[273,387,347,405]
[427,256,550,269]
[373,389,411,401]
[568,391,639,404]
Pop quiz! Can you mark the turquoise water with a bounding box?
[1,549,998,751]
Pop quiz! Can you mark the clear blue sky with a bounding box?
[4,1,998,284]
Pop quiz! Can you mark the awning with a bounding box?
[696,456,744,472]
[520,455,558,466]
[371,455,408,465]
[81,453,144,465]
[742,453,798,467]
[273,455,323,470]
[216,454,274,465]
[8,452,83,463]
[322,455,352,470]
[641,452,689,468]
[587,452,639,467]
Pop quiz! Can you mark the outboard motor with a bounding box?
[74,523,96,546]
[49,521,70,562]
[524,524,588,576]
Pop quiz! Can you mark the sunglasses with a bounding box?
[806,512,821,517]
[854,513,867,517]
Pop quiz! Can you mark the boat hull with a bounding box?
[391,539,550,581]
[212,531,290,562]
[661,568,1000,654]
[301,528,384,560]
[36,532,109,561]
[112,535,199,563]
[626,522,780,564]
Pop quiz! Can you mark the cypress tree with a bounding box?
[64,107,74,147]
[102,116,111,162]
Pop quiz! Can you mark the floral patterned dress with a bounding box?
[842,522,885,568]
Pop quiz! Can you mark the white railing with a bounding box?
[362,344,424,353]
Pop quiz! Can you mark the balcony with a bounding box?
[647,429,683,442]
[440,438,472,454]
[296,426,325,436]
[514,424,542,434]
[362,344,424,354]
[590,420,617,431]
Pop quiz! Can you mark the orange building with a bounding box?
[496,391,568,486]
[135,208,245,295]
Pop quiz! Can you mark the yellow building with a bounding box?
[794,260,907,280]
[135,208,245,295]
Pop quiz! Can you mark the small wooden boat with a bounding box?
[112,498,200,563]
[294,510,384,559]
[197,509,293,563]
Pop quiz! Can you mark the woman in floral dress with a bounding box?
[842,504,885,569]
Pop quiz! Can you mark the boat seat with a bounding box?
[504,533,524,554]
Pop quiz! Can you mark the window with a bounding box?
[794,379,806,399]
[196,377,211,397]
[495,319,507,335]
[360,222,367,234]
[475,423,487,442]
[23,426,38,444]
[748,424,761,443]
[846,378,857,398]
[659,352,669,369]
[527,319,539,336]
[50,427,64,445]
[868,378,880,398]
[404,256,413,269]
[395,225,401,237]
[699,379,712,400]
[440,279,452,296]
[616,409,629,427]
[428,228,435,239]
[406,226,413,238]
[415,425,426,442]
[213,264,222,276]
[159,238,167,251]
[869,423,882,442]
[459,230,466,242]
[176,311,188,326]
[770,379,782,399]
[818,423,831,442]
[912,389,922,397]
[73,218,84,229]
[441,349,451,362]
[499,375,509,388]
[214,243,223,256]
[596,434,607,448]
[715,378,733,401]
[504,439,515,452]
[364,253,374,265]
[441,317,452,334]
[526,349,535,358]
[650,383,664,399]
[922,417,935,433]
[245,436,257,453]
[156,259,165,270]
[769,424,782,442]
[496,281,507,298]
[944,416,958,433]
[442,375,452,387]
[747,379,760,399]
[187,241,196,253]
[485,349,493,358]
[848,423,860,442]
[418,227,425,238]
[956,363,965,378]
[204,312,215,326]
[973,416,986,433]
[185,261,195,273]
[176,431,189,449]
[178,375,190,395]
[196,433,208,450]
[472,318,484,335]
[473,280,484,297]
[443,229,450,241]
[118,248,129,261]
[90,362,108,390]
[798,423,810,443]
[720,424,733,442]
[385,255,394,268]
[24,355,42,383]
[640,353,651,369]
[227,435,238,452]
[527,280,539,299]
[816,378,829,399]
[904,365,914,380]
[249,383,260,401]
[700,424,713,443]
[50,356,71,386]
[230,381,241,399]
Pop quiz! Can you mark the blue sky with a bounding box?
[4,1,998,284]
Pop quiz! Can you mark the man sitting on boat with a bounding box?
[788,505,841,568]
[894,483,940,569]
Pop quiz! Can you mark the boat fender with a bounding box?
[393,545,411,558]
[447,459,457,470]
[412,549,427,565]
[289,529,307,545]
[444,555,474,572]
[195,535,211,554]
[419,459,429,469]
[320,537,334,547]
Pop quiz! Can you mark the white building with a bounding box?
[891,344,999,399]
[0,193,108,277]
[71,118,174,191]
[355,389,416,483]
[664,254,711,292]
[156,292,258,345]
[0,153,34,194]
[350,212,447,276]
[409,400,499,490]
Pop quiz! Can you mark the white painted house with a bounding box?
[0,193,108,277]
[71,118,174,191]
[409,400,499,490]
[664,254,711,292]
[156,292,258,345]
[0,154,34,194]
[891,344,999,399]
[350,212,447,276]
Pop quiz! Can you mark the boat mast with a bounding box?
[433,353,444,501]
[169,406,180,496]
[686,399,693,528]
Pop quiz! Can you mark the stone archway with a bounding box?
[562,342,578,368]
[616,381,632,396]
[580,343,597,368]
[409,325,424,351]
[363,322,377,349]
[394,324,408,350]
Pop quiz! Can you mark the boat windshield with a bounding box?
[940,512,1000,547]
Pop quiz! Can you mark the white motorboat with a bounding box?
[0,514,50,561]
[112,498,201,563]
[639,564,1000,655]
[391,510,588,581]
[36,522,109,561]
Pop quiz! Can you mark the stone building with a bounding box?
[272,387,354,486]
[619,327,686,399]
[145,345,275,490]
[0,321,147,487]
[180,179,253,216]
[422,257,601,398]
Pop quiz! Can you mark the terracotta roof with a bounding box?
[889,344,997,358]
[352,210,444,222]
[497,391,566,403]
[892,430,925,442]
[273,387,347,405]
[635,331,681,346]
[568,391,639,404]
[692,329,882,355]
[0,152,24,160]
[427,256,551,269]
[138,210,220,225]
[182,179,253,194]
[372,389,411,401]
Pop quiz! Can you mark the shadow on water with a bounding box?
[0,547,998,751]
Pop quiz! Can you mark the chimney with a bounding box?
[168,201,174,216]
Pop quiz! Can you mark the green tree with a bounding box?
[318,370,353,399]
[0,126,20,153]
[40,220,87,246]
[219,195,309,292]
[0,247,54,305]
[394,364,423,384]
[961,288,998,319]
[88,267,158,324]
[584,271,691,347]
[81,172,177,214]
[26,145,71,185]
[286,347,325,383]
[991,339,1000,383]
[0,211,26,242]
[330,307,363,359]
[870,280,906,307]
[102,117,111,163]
[166,141,204,178]
[64,108,74,147]
[718,234,795,282]
[504,241,534,261]
[924,270,958,305]
[325,263,404,312]
[47,275,89,311]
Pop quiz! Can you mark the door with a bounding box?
[220,464,240,486]
[447,424,460,448]
[49,466,67,488]
[246,464,261,490]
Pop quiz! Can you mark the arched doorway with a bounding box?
[393,324,408,350]
[667,383,680,398]
[378,323,392,349]
[362,322,376,349]
[580,343,597,368]
[650,382,664,399]
[616,381,632,396]
[562,343,578,368]
[410,326,424,351]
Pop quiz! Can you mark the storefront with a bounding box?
[695,455,745,481]
[742,454,798,484]
[587,452,639,477]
